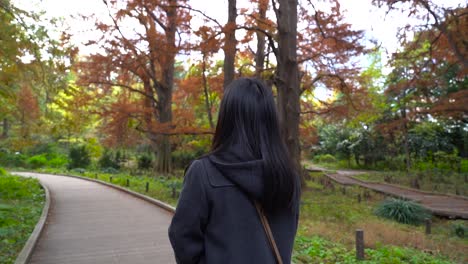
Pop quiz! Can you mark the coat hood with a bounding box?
[207,145,264,200]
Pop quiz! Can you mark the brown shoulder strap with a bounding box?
[254,201,284,264]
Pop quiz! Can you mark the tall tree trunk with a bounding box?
[401,105,411,171]
[274,0,301,174]
[223,0,237,89]
[255,0,267,78]
[154,0,177,174]
[1,118,8,138]
[202,53,214,129]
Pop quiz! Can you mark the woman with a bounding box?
[168,78,301,264]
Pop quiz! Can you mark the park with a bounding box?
[0,0,467,263]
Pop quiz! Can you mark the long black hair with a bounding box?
[211,78,300,211]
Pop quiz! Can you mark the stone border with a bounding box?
[51,173,176,213]
[14,180,51,264]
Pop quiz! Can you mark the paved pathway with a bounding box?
[306,167,468,219]
[14,172,175,264]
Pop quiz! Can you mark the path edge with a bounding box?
[52,173,176,213]
[14,179,51,264]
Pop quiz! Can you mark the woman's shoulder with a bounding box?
[185,156,235,189]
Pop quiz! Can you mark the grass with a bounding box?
[25,167,467,263]
[293,235,453,264]
[0,172,45,264]
[299,172,467,263]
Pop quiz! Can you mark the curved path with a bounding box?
[14,172,175,264]
[307,166,468,219]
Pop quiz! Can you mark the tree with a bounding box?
[374,0,467,70]
[223,0,237,89]
[78,0,191,174]
[0,0,74,149]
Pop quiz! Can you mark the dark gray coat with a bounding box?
[168,155,299,264]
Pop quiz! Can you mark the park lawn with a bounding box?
[298,172,467,263]
[0,172,45,264]
[36,168,466,263]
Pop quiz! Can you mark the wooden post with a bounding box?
[425,218,431,235]
[110,176,112,183]
[145,182,149,192]
[357,194,361,203]
[356,229,364,260]
[94,173,97,179]
[126,179,129,187]
[341,187,346,195]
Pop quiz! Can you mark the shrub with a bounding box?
[0,167,6,176]
[451,221,467,238]
[71,168,86,174]
[319,154,336,163]
[27,154,48,169]
[0,151,27,168]
[173,149,197,169]
[47,156,68,168]
[98,150,120,169]
[374,198,431,225]
[101,167,119,174]
[138,154,153,170]
[68,146,91,169]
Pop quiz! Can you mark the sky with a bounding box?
[14,0,464,58]
[12,0,465,101]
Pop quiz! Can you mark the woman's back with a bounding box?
[168,78,300,263]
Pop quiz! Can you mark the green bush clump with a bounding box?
[319,154,336,163]
[98,150,120,169]
[47,156,68,168]
[27,154,48,169]
[71,168,86,174]
[374,198,431,225]
[172,149,198,169]
[451,221,466,238]
[68,145,91,169]
[101,167,119,174]
[138,154,153,170]
[0,167,6,176]
[0,151,27,168]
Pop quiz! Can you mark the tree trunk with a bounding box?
[154,0,177,174]
[274,0,301,174]
[400,98,411,171]
[223,0,237,89]
[255,0,267,78]
[202,53,214,129]
[1,118,8,138]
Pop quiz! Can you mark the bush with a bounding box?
[98,150,120,169]
[47,156,68,168]
[319,154,336,163]
[0,167,6,176]
[71,168,86,174]
[374,198,431,225]
[27,154,48,169]
[27,142,59,158]
[173,149,198,169]
[101,167,119,174]
[68,145,91,169]
[138,154,153,170]
[0,151,27,168]
[451,221,467,238]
